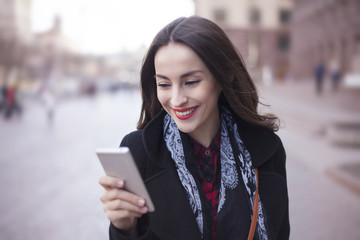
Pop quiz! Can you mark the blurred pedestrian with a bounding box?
[0,79,6,112]
[42,89,55,124]
[39,78,57,124]
[98,16,289,240]
[314,61,325,95]
[329,58,341,92]
[3,78,22,119]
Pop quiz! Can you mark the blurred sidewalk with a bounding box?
[257,79,360,239]
[259,78,360,130]
[258,78,360,194]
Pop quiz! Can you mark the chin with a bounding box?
[176,124,196,134]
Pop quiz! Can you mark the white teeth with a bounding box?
[177,108,196,116]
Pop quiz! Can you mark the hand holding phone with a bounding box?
[96,147,155,212]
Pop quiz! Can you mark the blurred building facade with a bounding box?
[194,0,293,81]
[31,16,81,79]
[290,0,360,80]
[0,0,80,85]
[0,0,32,42]
[0,0,141,97]
[0,0,33,81]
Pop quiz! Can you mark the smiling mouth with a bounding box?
[174,106,198,120]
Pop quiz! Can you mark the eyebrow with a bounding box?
[154,70,204,80]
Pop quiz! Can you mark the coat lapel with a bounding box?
[145,160,202,240]
[143,111,202,240]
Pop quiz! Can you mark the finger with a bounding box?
[104,199,148,214]
[101,188,147,208]
[98,176,125,190]
[107,209,143,221]
[106,209,143,225]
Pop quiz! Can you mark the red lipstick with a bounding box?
[173,106,198,120]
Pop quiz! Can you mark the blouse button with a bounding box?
[205,150,210,156]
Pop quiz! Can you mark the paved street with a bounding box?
[0,89,142,240]
[1,82,360,240]
[259,80,360,239]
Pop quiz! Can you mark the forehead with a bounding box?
[154,42,207,75]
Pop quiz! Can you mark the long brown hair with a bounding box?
[137,16,279,131]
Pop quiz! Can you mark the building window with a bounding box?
[279,9,291,24]
[278,34,290,52]
[214,9,226,23]
[250,8,261,25]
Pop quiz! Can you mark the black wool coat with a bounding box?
[109,111,290,240]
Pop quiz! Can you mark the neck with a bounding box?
[189,116,220,147]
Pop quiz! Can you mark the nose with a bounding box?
[171,86,187,107]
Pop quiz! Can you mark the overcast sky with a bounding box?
[31,0,195,54]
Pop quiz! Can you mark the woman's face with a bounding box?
[154,42,222,146]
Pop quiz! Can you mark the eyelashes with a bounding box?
[157,80,201,88]
[157,83,171,88]
[185,80,200,86]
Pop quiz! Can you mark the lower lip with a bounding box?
[174,107,198,120]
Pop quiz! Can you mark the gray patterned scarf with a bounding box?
[163,107,268,239]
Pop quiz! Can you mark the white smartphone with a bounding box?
[96,147,155,212]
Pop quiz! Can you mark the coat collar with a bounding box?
[142,110,168,168]
[142,110,280,168]
[236,118,280,167]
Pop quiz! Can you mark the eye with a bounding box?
[157,82,171,88]
[185,80,200,86]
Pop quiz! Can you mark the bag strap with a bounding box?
[247,168,259,240]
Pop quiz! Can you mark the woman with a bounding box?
[99,16,290,240]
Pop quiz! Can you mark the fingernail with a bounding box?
[138,199,145,206]
[117,180,124,187]
[140,206,148,213]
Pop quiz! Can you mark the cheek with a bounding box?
[157,90,168,107]
[199,86,221,104]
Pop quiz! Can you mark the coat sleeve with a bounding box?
[108,132,158,240]
[273,136,290,240]
[109,217,155,240]
[257,133,290,240]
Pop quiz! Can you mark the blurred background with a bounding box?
[0,0,359,239]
